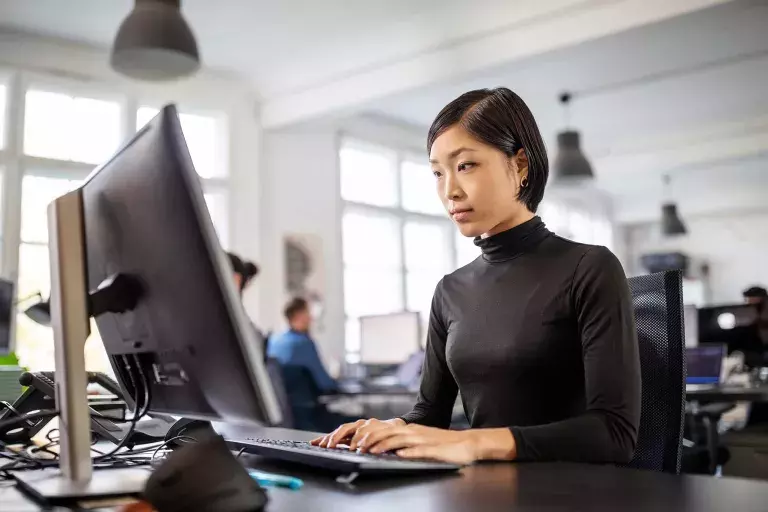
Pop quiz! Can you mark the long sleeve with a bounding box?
[509,246,641,463]
[294,336,338,393]
[401,281,459,428]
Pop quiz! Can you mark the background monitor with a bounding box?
[80,105,281,426]
[698,304,761,358]
[683,305,699,348]
[359,311,421,365]
[685,344,726,384]
[0,278,13,355]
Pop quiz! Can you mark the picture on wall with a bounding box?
[283,233,326,333]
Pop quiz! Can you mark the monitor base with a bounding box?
[14,467,150,506]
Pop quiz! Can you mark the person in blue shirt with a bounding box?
[268,297,337,393]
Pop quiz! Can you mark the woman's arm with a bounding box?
[509,246,641,463]
[400,280,459,428]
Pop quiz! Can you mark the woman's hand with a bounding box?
[358,425,518,465]
[310,418,405,449]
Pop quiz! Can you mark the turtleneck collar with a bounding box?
[474,216,551,263]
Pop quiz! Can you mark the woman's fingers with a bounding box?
[357,426,409,452]
[326,420,366,448]
[349,420,391,450]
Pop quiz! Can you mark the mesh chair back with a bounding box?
[626,270,686,473]
[265,358,294,428]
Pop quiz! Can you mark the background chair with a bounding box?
[265,358,295,428]
[626,270,686,474]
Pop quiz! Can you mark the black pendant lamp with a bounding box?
[553,92,594,180]
[661,175,687,236]
[111,0,201,81]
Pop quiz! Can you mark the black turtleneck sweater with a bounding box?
[401,217,641,464]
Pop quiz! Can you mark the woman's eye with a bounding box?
[458,162,475,172]
[433,170,442,178]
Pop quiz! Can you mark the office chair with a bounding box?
[265,358,294,428]
[625,270,686,474]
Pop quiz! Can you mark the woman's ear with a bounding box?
[515,148,529,181]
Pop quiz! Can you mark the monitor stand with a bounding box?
[13,190,149,505]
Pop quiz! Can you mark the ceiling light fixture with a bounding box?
[553,92,594,181]
[111,0,200,81]
[661,174,687,236]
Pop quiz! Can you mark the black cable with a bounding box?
[150,436,198,462]
[93,355,149,461]
[0,410,59,432]
[134,353,151,416]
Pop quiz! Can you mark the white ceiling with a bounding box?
[369,0,768,148]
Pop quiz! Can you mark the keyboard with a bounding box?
[226,437,462,475]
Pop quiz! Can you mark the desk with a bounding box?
[7,427,768,511]
[333,386,418,398]
[686,384,768,403]
[322,387,419,420]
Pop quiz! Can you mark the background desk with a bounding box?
[686,384,768,403]
[6,427,768,511]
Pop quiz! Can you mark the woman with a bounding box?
[313,88,641,465]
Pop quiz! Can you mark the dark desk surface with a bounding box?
[687,384,768,402]
[6,427,768,511]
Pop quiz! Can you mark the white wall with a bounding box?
[257,115,425,372]
[623,209,768,304]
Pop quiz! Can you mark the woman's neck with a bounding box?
[481,209,535,239]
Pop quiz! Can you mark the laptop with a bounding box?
[686,344,726,390]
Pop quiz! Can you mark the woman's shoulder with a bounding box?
[545,235,620,265]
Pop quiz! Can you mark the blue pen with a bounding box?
[249,470,304,490]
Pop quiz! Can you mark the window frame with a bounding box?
[339,137,458,361]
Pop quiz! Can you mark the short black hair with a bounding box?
[226,252,259,290]
[427,87,548,212]
[284,297,309,322]
[226,252,244,275]
[743,286,768,298]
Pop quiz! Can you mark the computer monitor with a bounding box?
[683,305,698,348]
[698,304,761,357]
[359,311,421,365]
[81,105,280,426]
[16,105,281,501]
[0,278,13,355]
[686,344,726,385]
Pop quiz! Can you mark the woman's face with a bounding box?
[429,125,529,238]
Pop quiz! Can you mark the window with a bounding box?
[400,159,443,215]
[204,190,230,248]
[0,83,7,149]
[404,220,452,319]
[340,140,464,358]
[24,89,121,164]
[538,201,614,249]
[340,143,398,207]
